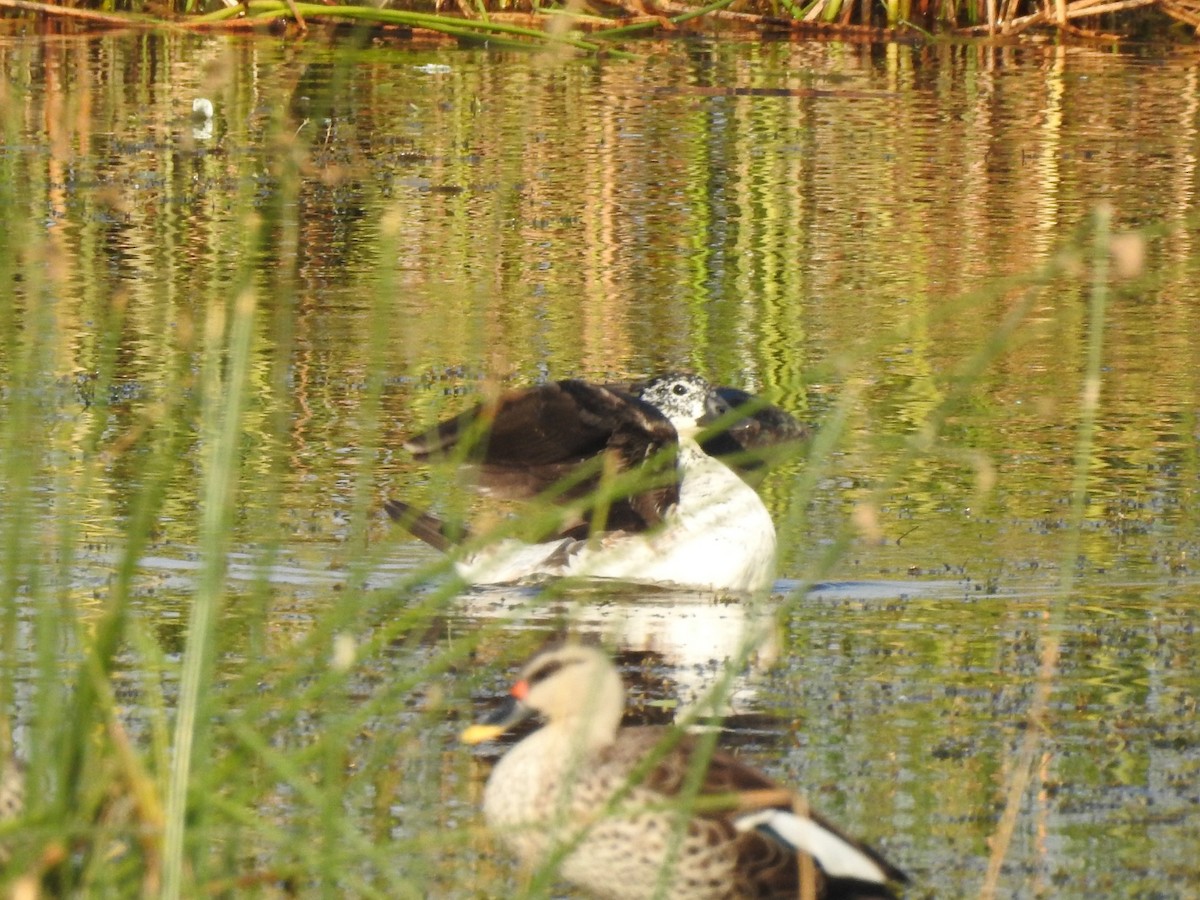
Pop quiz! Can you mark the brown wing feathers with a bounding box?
[401,380,682,534]
[380,500,470,552]
[405,381,611,466]
[603,728,904,900]
[700,386,810,469]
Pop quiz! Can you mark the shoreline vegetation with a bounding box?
[0,0,1197,48]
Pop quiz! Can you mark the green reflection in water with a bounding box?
[1,30,1199,897]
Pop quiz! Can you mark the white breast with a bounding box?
[456,441,777,593]
[562,441,777,592]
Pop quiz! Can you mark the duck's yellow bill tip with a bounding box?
[461,724,505,745]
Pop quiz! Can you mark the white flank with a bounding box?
[455,441,776,592]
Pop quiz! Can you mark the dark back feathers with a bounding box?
[403,380,683,532]
[699,387,810,472]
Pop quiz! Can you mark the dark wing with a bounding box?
[699,386,810,474]
[381,500,469,552]
[612,727,905,900]
[403,379,681,532]
[616,379,808,477]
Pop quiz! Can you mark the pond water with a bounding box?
[2,26,1200,898]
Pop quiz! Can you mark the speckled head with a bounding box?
[635,373,715,432]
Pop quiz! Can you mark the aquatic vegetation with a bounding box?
[1,0,1196,44]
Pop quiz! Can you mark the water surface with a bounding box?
[2,29,1199,897]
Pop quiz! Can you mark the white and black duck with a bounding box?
[385,373,805,593]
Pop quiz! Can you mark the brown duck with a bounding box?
[462,645,909,900]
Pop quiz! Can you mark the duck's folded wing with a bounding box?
[633,734,906,898]
[614,380,808,473]
[403,379,681,530]
[703,745,908,898]
[698,386,810,470]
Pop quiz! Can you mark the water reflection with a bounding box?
[446,583,781,710]
[3,29,1200,897]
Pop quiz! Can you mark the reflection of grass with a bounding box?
[0,142,782,891]
[0,35,1178,900]
[980,207,1113,900]
[2,0,1195,39]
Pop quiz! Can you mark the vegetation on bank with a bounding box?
[0,0,1197,46]
[3,16,1198,897]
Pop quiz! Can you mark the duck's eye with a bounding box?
[672,383,688,396]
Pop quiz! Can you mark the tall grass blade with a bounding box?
[162,286,259,900]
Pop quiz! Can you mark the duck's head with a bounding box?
[462,645,624,750]
[635,373,722,436]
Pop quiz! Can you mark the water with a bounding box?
[2,28,1199,897]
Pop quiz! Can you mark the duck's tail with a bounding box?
[733,804,907,899]
[383,500,472,553]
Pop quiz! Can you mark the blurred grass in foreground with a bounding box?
[0,34,1183,899]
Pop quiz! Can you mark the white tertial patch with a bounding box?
[734,808,890,885]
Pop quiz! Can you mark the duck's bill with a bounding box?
[461,723,507,745]
[460,694,534,744]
